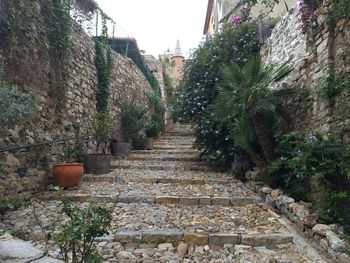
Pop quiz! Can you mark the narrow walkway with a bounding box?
[1,126,328,262]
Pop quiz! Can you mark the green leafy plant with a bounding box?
[120,103,147,142]
[95,38,113,112]
[52,196,112,263]
[145,119,161,138]
[0,197,29,215]
[90,112,113,153]
[262,131,350,232]
[214,55,293,164]
[318,68,349,99]
[174,21,264,167]
[0,54,36,135]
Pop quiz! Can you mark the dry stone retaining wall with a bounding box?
[262,4,350,133]
[0,4,152,197]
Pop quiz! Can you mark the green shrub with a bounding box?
[145,120,161,138]
[120,103,147,142]
[53,197,112,263]
[0,197,29,215]
[174,21,263,167]
[262,131,350,231]
[90,111,113,153]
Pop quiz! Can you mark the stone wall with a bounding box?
[262,4,350,133]
[0,2,153,197]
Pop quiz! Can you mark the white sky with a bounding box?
[94,0,208,58]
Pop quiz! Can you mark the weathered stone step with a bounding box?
[45,179,258,204]
[5,202,286,239]
[155,140,195,145]
[127,154,199,162]
[111,160,221,172]
[116,169,234,182]
[114,230,293,247]
[163,132,194,137]
[41,193,262,207]
[130,149,198,155]
[83,174,232,185]
[153,144,194,150]
[157,136,195,141]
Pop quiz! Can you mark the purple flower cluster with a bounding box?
[232,16,242,26]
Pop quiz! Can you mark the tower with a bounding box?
[171,39,185,84]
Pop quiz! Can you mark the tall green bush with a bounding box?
[174,22,262,167]
[120,103,147,142]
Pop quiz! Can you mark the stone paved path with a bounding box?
[1,126,329,262]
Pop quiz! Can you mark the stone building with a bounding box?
[204,0,298,35]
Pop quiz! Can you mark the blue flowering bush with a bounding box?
[260,131,350,230]
[174,22,262,167]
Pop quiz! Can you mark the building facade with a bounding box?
[203,0,298,35]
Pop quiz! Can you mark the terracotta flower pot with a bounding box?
[53,163,84,188]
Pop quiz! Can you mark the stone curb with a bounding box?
[114,230,293,247]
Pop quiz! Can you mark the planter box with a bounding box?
[133,138,154,150]
[111,142,132,156]
[84,154,111,175]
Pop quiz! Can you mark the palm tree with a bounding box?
[215,55,293,164]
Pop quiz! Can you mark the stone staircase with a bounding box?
[1,127,329,262]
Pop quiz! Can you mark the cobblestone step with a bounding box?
[153,145,194,150]
[2,125,328,262]
[115,169,234,182]
[3,201,287,238]
[111,160,221,172]
[83,174,232,185]
[130,149,198,155]
[127,154,199,162]
[114,230,293,246]
[38,193,262,207]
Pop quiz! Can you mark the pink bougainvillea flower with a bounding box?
[232,16,241,25]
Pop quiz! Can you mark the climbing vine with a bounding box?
[94,39,113,112]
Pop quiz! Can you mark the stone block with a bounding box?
[208,233,240,246]
[271,189,282,201]
[184,233,208,246]
[241,234,293,246]
[143,230,183,244]
[198,196,211,205]
[179,197,199,205]
[301,214,319,228]
[320,238,329,252]
[230,197,255,206]
[326,231,344,252]
[211,197,231,206]
[119,195,153,204]
[338,253,350,263]
[0,239,44,263]
[115,231,143,244]
[261,187,272,194]
[312,224,331,237]
[155,196,179,204]
[32,257,64,263]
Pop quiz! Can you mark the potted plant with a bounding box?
[134,119,161,150]
[84,112,113,174]
[53,126,85,188]
[111,103,147,156]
